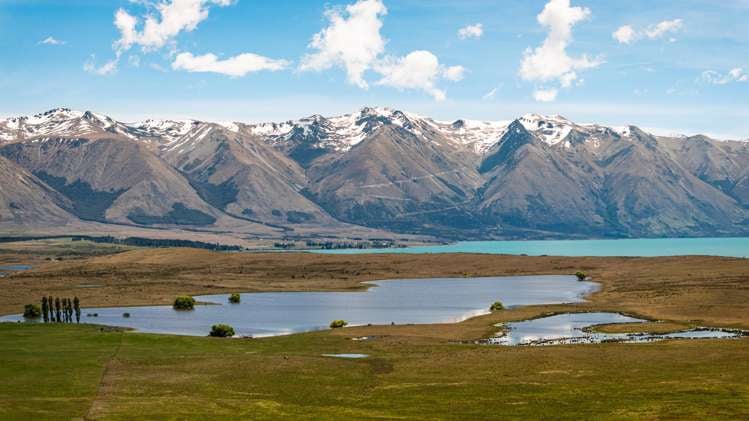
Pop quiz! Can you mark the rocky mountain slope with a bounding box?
[0,107,746,240]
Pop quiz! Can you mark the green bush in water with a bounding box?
[330,319,348,328]
[23,304,41,319]
[575,271,587,281]
[490,301,504,311]
[209,324,235,338]
[228,293,241,304]
[173,296,196,310]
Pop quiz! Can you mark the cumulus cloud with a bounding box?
[700,68,749,85]
[519,0,602,101]
[457,23,483,40]
[533,88,558,102]
[375,51,464,101]
[39,36,66,45]
[613,19,683,44]
[172,52,290,76]
[612,25,635,44]
[114,0,233,53]
[301,0,464,100]
[83,55,118,76]
[89,0,289,78]
[300,0,387,89]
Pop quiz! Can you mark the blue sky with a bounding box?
[0,0,747,138]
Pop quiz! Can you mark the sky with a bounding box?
[0,0,747,139]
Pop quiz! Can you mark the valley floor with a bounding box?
[0,241,748,419]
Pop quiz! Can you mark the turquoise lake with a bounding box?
[316,237,749,257]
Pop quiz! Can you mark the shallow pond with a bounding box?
[322,354,369,359]
[0,275,596,337]
[0,265,32,271]
[0,264,32,277]
[489,312,743,346]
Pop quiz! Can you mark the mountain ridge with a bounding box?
[1,106,747,241]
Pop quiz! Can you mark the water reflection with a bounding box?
[1,275,596,337]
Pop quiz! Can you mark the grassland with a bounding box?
[0,241,748,419]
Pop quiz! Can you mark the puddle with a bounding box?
[0,265,32,277]
[488,312,744,346]
[322,354,369,359]
[0,265,32,271]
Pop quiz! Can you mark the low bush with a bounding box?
[173,296,196,310]
[23,304,41,319]
[575,271,588,281]
[490,301,504,311]
[330,319,348,329]
[228,293,241,304]
[209,324,235,337]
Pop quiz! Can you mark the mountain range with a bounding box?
[1,107,747,242]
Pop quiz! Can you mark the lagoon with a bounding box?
[489,312,742,346]
[317,237,749,257]
[1,275,596,337]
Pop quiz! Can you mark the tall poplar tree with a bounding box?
[41,297,49,323]
[55,297,61,323]
[73,297,80,323]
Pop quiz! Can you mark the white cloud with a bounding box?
[519,0,602,101]
[83,55,118,76]
[114,0,233,53]
[300,0,464,101]
[39,36,66,46]
[442,65,466,81]
[612,25,635,44]
[457,23,483,40]
[700,68,749,85]
[645,19,683,39]
[533,88,558,102]
[91,0,286,78]
[614,19,684,44]
[375,51,465,101]
[300,0,387,89]
[172,52,289,77]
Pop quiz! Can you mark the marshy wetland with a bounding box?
[0,240,748,419]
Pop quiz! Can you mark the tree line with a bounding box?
[72,235,243,251]
[25,296,82,323]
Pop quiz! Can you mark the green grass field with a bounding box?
[1,323,747,420]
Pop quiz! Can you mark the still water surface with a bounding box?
[316,237,749,257]
[490,312,742,346]
[1,275,596,337]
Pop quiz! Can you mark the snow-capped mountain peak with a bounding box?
[0,108,139,141]
[517,113,577,145]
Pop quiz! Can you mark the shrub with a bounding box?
[209,324,235,337]
[228,293,241,304]
[123,313,131,318]
[330,319,348,329]
[23,304,41,319]
[173,296,196,310]
[490,301,504,311]
[575,271,587,281]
